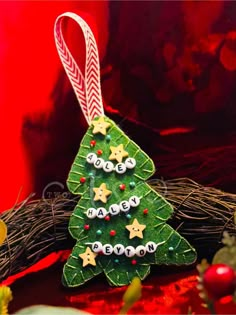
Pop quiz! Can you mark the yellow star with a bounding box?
[109,144,129,163]
[91,116,111,135]
[93,183,112,203]
[79,247,97,267]
[126,218,146,239]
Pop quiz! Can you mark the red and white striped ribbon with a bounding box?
[54,12,104,125]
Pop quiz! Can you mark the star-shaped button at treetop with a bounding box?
[126,218,146,239]
[79,247,97,267]
[109,144,129,163]
[92,116,111,136]
[93,183,112,203]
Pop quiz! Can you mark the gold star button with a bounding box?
[79,247,97,267]
[93,183,112,203]
[109,144,129,163]
[126,218,146,239]
[91,116,111,135]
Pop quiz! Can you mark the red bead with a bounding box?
[84,224,90,230]
[110,230,116,236]
[119,184,126,191]
[97,149,103,155]
[80,177,86,183]
[105,215,110,221]
[131,259,137,265]
[203,264,236,300]
[143,209,148,215]
[90,140,96,147]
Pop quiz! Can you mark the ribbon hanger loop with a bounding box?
[54,12,104,125]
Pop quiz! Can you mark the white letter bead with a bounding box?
[96,207,107,219]
[129,196,140,207]
[136,245,146,257]
[145,241,157,253]
[124,246,136,257]
[92,241,103,253]
[94,158,105,169]
[125,157,136,169]
[115,163,126,174]
[119,200,131,212]
[109,204,120,216]
[113,244,125,255]
[86,208,97,219]
[103,244,113,255]
[103,161,114,173]
[86,153,97,164]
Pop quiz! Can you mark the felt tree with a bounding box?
[63,116,196,287]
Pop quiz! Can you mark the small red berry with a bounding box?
[131,259,137,265]
[105,215,110,221]
[143,208,148,215]
[90,140,96,147]
[97,149,103,155]
[203,264,236,300]
[84,224,90,230]
[110,230,116,236]
[80,177,86,184]
[119,184,126,191]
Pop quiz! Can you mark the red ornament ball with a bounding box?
[143,208,148,215]
[119,184,126,191]
[104,215,110,221]
[131,259,137,265]
[203,264,236,300]
[110,230,116,236]
[80,177,86,184]
[97,149,103,155]
[84,224,90,230]
[90,140,96,147]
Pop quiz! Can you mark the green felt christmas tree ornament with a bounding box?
[63,115,196,287]
[54,12,197,288]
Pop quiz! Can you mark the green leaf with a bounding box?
[15,306,89,315]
